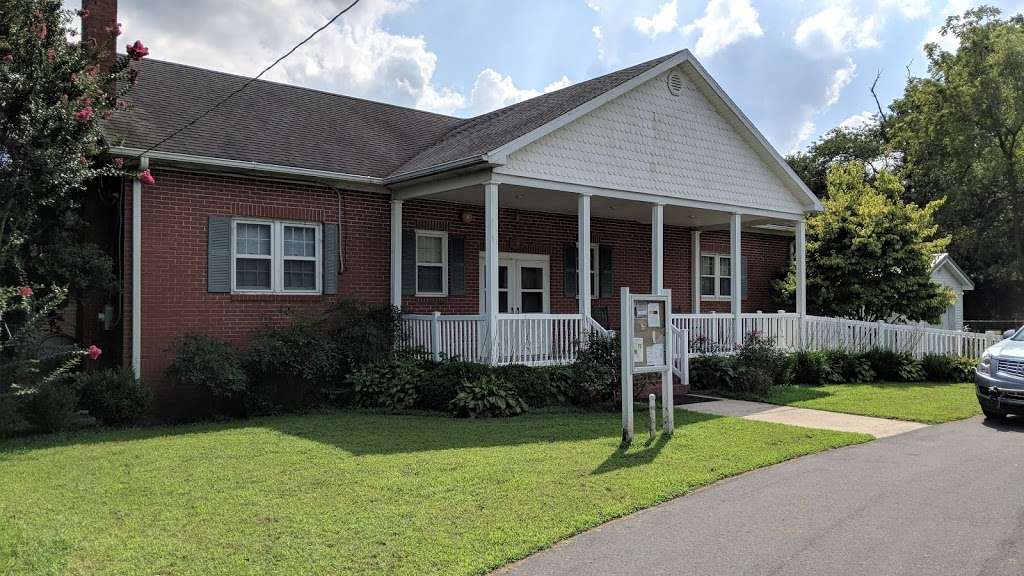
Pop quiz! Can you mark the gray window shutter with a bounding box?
[323,223,339,295]
[402,229,416,296]
[563,243,578,297]
[208,216,231,293]
[741,255,748,300]
[449,234,465,296]
[599,244,613,299]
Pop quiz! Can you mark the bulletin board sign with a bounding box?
[619,287,674,447]
[630,298,668,373]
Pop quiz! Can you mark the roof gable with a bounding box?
[931,253,975,290]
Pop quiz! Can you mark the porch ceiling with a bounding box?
[423,184,797,231]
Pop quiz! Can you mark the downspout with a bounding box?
[131,156,148,377]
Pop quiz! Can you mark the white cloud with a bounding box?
[794,5,880,55]
[466,70,571,115]
[921,0,974,52]
[838,111,877,130]
[879,0,932,19]
[682,0,764,58]
[825,58,857,106]
[633,0,678,39]
[790,120,817,154]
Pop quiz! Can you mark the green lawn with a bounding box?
[0,409,868,576]
[759,382,981,424]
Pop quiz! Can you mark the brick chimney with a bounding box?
[81,0,118,74]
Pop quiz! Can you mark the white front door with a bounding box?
[479,253,550,314]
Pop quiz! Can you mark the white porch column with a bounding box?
[389,199,403,309]
[795,219,807,316]
[578,194,592,317]
[485,182,500,364]
[691,230,701,313]
[730,213,742,345]
[651,203,664,293]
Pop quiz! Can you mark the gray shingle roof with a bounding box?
[105,52,680,181]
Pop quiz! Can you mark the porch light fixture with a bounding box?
[460,210,474,224]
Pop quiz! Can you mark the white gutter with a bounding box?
[132,156,147,378]
[109,147,385,186]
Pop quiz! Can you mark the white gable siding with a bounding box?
[501,66,806,215]
[931,265,965,330]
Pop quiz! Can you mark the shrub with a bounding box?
[349,355,424,410]
[921,354,975,382]
[244,322,345,413]
[75,368,151,425]
[321,300,403,369]
[449,373,527,418]
[0,393,28,436]
[824,350,875,383]
[863,349,924,382]
[495,364,574,408]
[790,350,842,386]
[571,331,620,408]
[733,365,775,396]
[25,381,79,433]
[167,335,247,399]
[736,334,791,386]
[416,359,492,411]
[689,354,738,391]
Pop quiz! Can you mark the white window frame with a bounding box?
[231,218,322,295]
[415,230,448,297]
[700,253,733,301]
[575,244,600,300]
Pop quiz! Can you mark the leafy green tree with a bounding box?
[786,120,893,198]
[888,6,1024,312]
[775,163,954,322]
[0,0,148,293]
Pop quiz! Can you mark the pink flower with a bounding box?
[76,106,94,123]
[138,169,155,184]
[69,72,78,83]
[113,158,124,168]
[17,286,33,298]
[2,54,12,65]
[79,156,89,165]
[87,345,102,361]
[126,40,149,61]
[47,49,55,61]
[35,22,48,40]
[78,8,90,17]
[101,110,113,120]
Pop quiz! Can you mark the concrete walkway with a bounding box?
[682,397,927,438]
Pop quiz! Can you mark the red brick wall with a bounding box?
[125,171,793,409]
[122,169,391,408]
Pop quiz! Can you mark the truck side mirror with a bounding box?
[1003,329,1016,339]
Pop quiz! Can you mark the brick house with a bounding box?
[81,1,822,410]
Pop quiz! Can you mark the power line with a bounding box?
[132,0,363,160]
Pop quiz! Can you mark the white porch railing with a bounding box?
[404,311,1000,370]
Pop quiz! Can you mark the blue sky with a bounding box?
[67,0,1024,153]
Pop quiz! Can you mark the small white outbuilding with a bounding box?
[931,253,974,331]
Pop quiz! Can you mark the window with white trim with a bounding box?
[700,254,731,299]
[415,230,447,296]
[232,219,321,294]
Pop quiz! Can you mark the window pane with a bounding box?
[701,255,715,276]
[498,265,508,289]
[236,223,271,256]
[283,260,316,291]
[700,277,715,296]
[499,291,508,313]
[590,271,597,296]
[521,292,543,313]
[720,257,731,277]
[417,235,443,264]
[283,226,316,257]
[236,258,271,290]
[590,247,598,273]
[520,267,543,290]
[417,265,443,293]
[720,278,732,296]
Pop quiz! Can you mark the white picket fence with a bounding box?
[403,311,1000,369]
[671,312,1000,358]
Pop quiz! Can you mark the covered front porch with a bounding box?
[390,171,809,370]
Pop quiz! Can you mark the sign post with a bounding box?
[620,287,673,447]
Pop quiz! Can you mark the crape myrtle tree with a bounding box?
[774,163,954,323]
[1,0,150,383]
[0,0,151,292]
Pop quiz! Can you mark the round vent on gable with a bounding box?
[666,71,684,96]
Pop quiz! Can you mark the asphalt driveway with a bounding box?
[499,416,1024,576]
